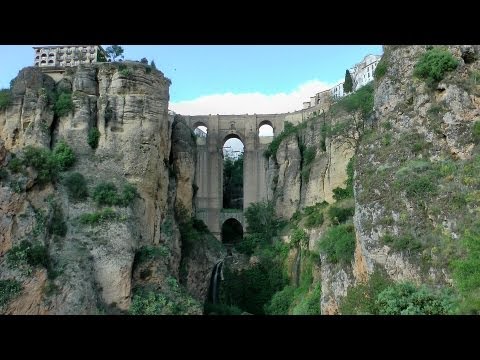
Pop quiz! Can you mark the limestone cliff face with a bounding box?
[353,45,480,287]
[265,45,480,314]
[268,117,355,221]
[0,63,202,314]
[267,111,356,314]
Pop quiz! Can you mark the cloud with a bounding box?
[169,79,342,115]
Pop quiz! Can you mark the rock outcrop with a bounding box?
[0,63,207,314]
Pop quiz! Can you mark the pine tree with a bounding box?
[343,69,353,93]
[150,60,156,69]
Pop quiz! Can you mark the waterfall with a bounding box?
[207,260,224,304]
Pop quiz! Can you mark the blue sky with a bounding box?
[0,45,382,114]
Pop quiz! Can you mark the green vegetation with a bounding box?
[327,206,355,224]
[51,140,76,170]
[331,83,374,118]
[290,228,308,249]
[291,283,321,315]
[395,160,438,199]
[318,223,355,264]
[49,203,67,237]
[452,222,480,313]
[54,91,74,117]
[7,157,22,173]
[264,285,295,315]
[343,69,353,93]
[92,182,138,207]
[340,270,455,315]
[333,156,355,201]
[97,50,107,62]
[10,141,75,185]
[264,250,321,315]
[87,128,101,149]
[6,241,53,277]
[63,172,88,201]
[0,168,7,182]
[414,47,458,83]
[473,121,480,143]
[223,153,243,209]
[340,270,393,314]
[105,45,124,62]
[264,122,303,159]
[376,282,456,315]
[219,245,289,315]
[304,207,324,228]
[0,88,12,110]
[119,68,133,79]
[78,208,118,225]
[381,232,422,252]
[236,200,283,255]
[130,283,201,315]
[133,245,170,267]
[374,58,388,80]
[0,279,22,309]
[204,303,243,315]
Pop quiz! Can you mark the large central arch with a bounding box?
[184,113,288,239]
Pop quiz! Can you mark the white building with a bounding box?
[330,82,344,99]
[301,53,382,109]
[350,54,382,91]
[33,45,107,67]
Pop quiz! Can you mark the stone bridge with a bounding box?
[183,104,330,240]
[219,210,245,230]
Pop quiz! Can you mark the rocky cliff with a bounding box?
[265,45,480,314]
[0,63,221,314]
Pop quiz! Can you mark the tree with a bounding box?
[343,69,353,93]
[150,60,156,69]
[105,45,124,62]
[140,57,148,64]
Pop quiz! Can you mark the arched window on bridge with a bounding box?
[193,123,208,145]
[223,135,244,210]
[258,120,274,144]
[221,218,243,244]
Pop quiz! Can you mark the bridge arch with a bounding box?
[220,217,244,244]
[258,119,275,135]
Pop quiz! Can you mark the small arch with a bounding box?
[41,53,47,58]
[221,218,243,244]
[40,60,46,64]
[35,55,39,60]
[258,120,274,137]
[223,134,244,158]
[193,122,208,145]
[48,60,54,64]
[48,53,55,57]
[36,49,40,53]
[35,62,39,66]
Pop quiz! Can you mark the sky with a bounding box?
[0,45,382,115]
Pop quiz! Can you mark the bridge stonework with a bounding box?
[184,104,329,240]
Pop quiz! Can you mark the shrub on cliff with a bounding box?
[414,47,458,83]
[54,91,74,117]
[0,280,22,309]
[0,89,12,110]
[64,172,88,201]
[87,128,100,149]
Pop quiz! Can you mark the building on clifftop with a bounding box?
[33,45,107,68]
